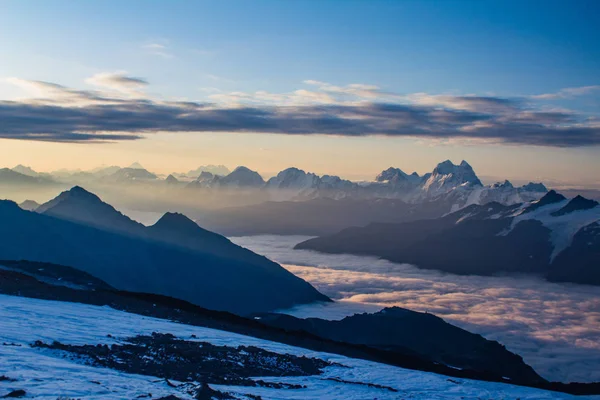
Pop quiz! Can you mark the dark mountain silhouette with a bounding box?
[0,190,329,314]
[36,186,146,234]
[551,195,599,216]
[257,308,542,383]
[296,192,600,284]
[522,190,566,214]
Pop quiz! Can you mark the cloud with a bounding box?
[142,42,174,59]
[230,235,600,383]
[2,76,600,146]
[85,72,149,94]
[531,85,600,100]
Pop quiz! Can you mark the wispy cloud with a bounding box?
[1,76,600,146]
[531,85,600,100]
[85,72,149,97]
[142,42,174,59]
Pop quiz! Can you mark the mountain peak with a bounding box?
[36,187,144,233]
[491,180,514,189]
[12,164,39,177]
[165,174,179,184]
[520,182,548,193]
[427,159,482,189]
[523,190,567,214]
[152,212,201,233]
[221,166,265,187]
[36,186,102,213]
[551,195,599,217]
[128,162,145,169]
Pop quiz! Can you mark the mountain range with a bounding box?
[296,190,600,285]
[0,186,329,314]
[2,161,548,209]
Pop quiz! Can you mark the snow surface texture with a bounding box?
[505,199,600,259]
[0,294,590,399]
[231,235,600,383]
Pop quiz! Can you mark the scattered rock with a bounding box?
[1,390,26,398]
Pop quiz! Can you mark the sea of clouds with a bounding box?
[231,235,600,383]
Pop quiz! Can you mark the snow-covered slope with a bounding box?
[502,193,600,259]
[0,294,589,399]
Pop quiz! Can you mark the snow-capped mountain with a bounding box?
[375,167,422,185]
[259,160,548,208]
[297,190,600,286]
[265,168,356,200]
[419,160,482,199]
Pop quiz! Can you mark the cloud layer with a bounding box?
[2,75,599,146]
[231,235,600,383]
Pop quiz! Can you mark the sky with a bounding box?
[0,0,599,185]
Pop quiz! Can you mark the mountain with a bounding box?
[186,164,231,178]
[164,174,180,185]
[265,167,356,200]
[0,168,55,185]
[257,308,542,383]
[36,186,146,235]
[88,165,122,177]
[257,161,547,209]
[220,166,264,187]
[18,200,40,211]
[128,161,145,169]
[296,191,600,285]
[419,160,482,199]
[105,167,158,182]
[189,166,265,189]
[12,164,40,177]
[375,167,421,184]
[0,188,329,314]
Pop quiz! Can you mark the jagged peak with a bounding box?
[491,180,514,189]
[520,182,548,193]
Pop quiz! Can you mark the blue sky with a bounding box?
[0,0,599,185]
